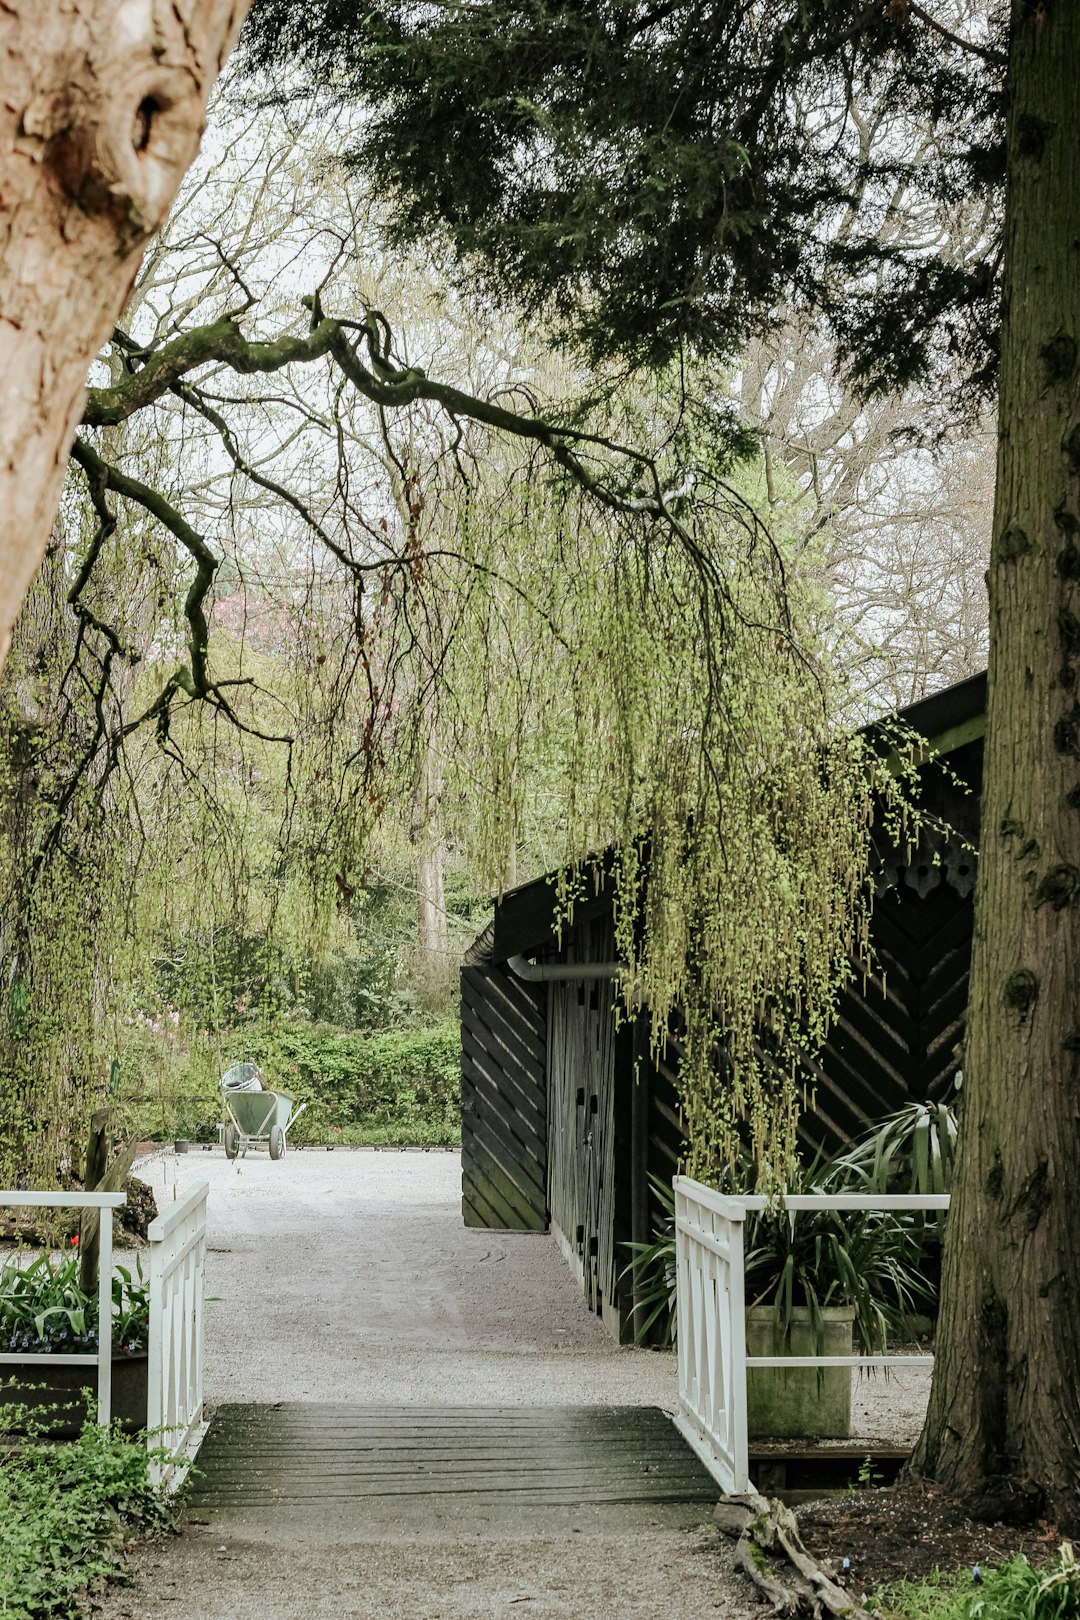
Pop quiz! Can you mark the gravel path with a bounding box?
[98,1147,750,1619]
[136,1145,680,1408]
[134,1144,930,1441]
[95,1146,930,1619]
[106,1521,747,1619]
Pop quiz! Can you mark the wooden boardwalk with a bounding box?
[192,1404,718,1516]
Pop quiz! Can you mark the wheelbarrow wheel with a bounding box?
[269,1124,285,1161]
[224,1126,239,1161]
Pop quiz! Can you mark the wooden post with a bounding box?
[79,1109,110,1294]
[80,1107,138,1293]
[629,1014,650,1331]
[96,1193,113,1426]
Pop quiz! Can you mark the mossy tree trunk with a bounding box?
[911,0,1080,1529]
[410,723,450,1007]
[0,0,249,671]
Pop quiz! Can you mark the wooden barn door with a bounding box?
[546,919,619,1319]
[460,964,547,1230]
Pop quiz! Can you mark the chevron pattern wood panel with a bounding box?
[640,879,974,1169]
[797,878,973,1154]
[460,963,548,1230]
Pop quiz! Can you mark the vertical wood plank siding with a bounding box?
[546,917,623,1325]
[460,964,548,1230]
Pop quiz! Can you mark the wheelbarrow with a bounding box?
[219,1062,308,1161]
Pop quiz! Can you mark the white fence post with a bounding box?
[97,1199,113,1426]
[146,1180,209,1490]
[672,1176,748,1493]
[673,1182,950,1496]
[0,1189,127,1427]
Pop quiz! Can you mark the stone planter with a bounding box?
[0,1352,148,1438]
[745,1305,855,1439]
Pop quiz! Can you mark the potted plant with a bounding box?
[622,1107,944,1438]
[0,1244,150,1436]
[743,1149,935,1438]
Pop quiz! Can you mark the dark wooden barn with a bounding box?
[459,672,986,1340]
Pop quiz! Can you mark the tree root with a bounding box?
[714,1493,872,1620]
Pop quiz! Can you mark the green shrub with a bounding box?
[120,1020,461,1146]
[260,1023,461,1144]
[0,1410,171,1619]
[869,1547,1079,1620]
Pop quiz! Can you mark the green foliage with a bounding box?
[834,1100,959,1198]
[742,1151,935,1358]
[868,1546,1080,1620]
[251,1022,461,1144]
[620,1175,678,1346]
[432,415,900,1178]
[119,1019,461,1146]
[621,1106,942,1349]
[0,1252,150,1356]
[244,0,1002,394]
[831,1099,958,1249]
[0,1409,171,1620]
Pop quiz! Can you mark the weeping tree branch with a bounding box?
[83,302,674,520]
[42,290,813,861]
[81,295,815,676]
[69,436,292,750]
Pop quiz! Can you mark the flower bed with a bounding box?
[1,1246,148,1357]
[1,1246,150,1435]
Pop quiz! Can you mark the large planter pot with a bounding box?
[745,1305,855,1439]
[0,1352,148,1438]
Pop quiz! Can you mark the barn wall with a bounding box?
[546,916,627,1334]
[798,736,981,1152]
[462,720,984,1319]
[460,963,548,1230]
[798,878,973,1153]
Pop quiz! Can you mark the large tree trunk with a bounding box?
[910,1,1080,1531]
[0,0,250,669]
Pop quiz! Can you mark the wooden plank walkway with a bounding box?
[192,1404,718,1513]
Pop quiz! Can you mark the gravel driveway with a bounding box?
[138,1144,680,1408]
[95,1144,929,1619]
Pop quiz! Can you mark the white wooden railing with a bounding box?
[0,1190,127,1424]
[146,1180,209,1489]
[673,1179,749,1492]
[673,1178,950,1494]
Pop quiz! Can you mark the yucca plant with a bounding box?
[832,1099,957,1213]
[620,1176,678,1346]
[743,1149,935,1356]
[621,1103,951,1348]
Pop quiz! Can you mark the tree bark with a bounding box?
[410,726,451,1007]
[0,0,250,670]
[911,0,1080,1530]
